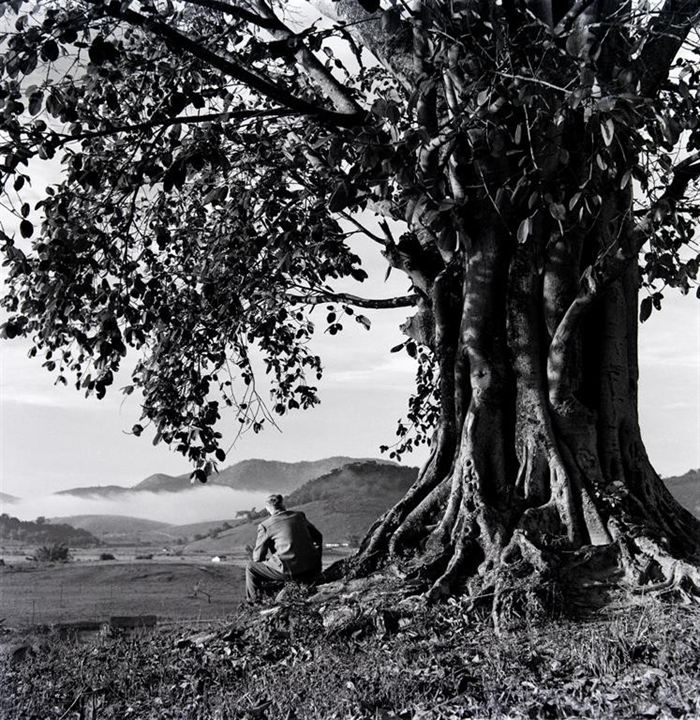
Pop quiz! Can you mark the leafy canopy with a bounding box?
[1,0,699,476]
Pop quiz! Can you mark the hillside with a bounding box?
[47,515,173,544]
[133,457,386,493]
[665,468,700,518]
[132,472,192,492]
[164,519,237,539]
[186,461,418,550]
[1,514,100,547]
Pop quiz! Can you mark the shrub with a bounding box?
[99,553,116,561]
[35,543,70,562]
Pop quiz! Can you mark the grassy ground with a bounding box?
[1,587,698,719]
[0,562,245,626]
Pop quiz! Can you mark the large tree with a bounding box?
[1,0,699,613]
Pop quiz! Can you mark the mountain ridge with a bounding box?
[52,456,398,497]
[133,456,392,493]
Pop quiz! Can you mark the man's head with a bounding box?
[265,494,285,514]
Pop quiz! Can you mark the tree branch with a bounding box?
[88,1,366,128]
[636,0,700,98]
[52,109,297,147]
[248,0,363,115]
[181,0,281,30]
[289,291,418,309]
[317,0,417,90]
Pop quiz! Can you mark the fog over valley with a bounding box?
[0,486,271,526]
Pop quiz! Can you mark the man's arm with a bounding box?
[252,524,270,562]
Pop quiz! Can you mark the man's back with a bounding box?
[254,510,322,575]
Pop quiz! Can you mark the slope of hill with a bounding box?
[186,461,419,551]
[211,457,385,492]
[665,469,700,518]
[1,514,100,547]
[47,515,173,544]
[164,519,238,539]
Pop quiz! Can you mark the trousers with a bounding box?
[245,561,320,602]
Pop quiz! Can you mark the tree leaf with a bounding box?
[548,202,566,221]
[639,296,652,323]
[517,217,531,243]
[41,39,59,62]
[28,91,43,116]
[19,219,33,238]
[601,118,614,147]
[356,314,371,330]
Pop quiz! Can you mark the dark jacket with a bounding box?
[252,510,322,576]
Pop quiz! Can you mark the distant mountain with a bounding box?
[132,457,387,493]
[47,514,173,545]
[54,485,134,499]
[0,491,19,505]
[133,472,192,492]
[186,460,419,550]
[665,469,700,518]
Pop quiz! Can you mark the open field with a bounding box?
[0,562,246,627]
[0,546,355,628]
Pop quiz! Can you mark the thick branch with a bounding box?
[250,0,363,115]
[315,0,417,90]
[547,153,700,403]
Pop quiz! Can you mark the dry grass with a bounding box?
[1,590,699,719]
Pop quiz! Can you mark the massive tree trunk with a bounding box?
[317,0,700,619]
[343,215,700,616]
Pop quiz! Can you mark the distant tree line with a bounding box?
[0,514,100,547]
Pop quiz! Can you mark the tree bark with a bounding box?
[333,196,700,620]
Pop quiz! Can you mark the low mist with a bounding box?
[4,487,271,526]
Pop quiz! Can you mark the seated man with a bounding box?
[245,493,322,603]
